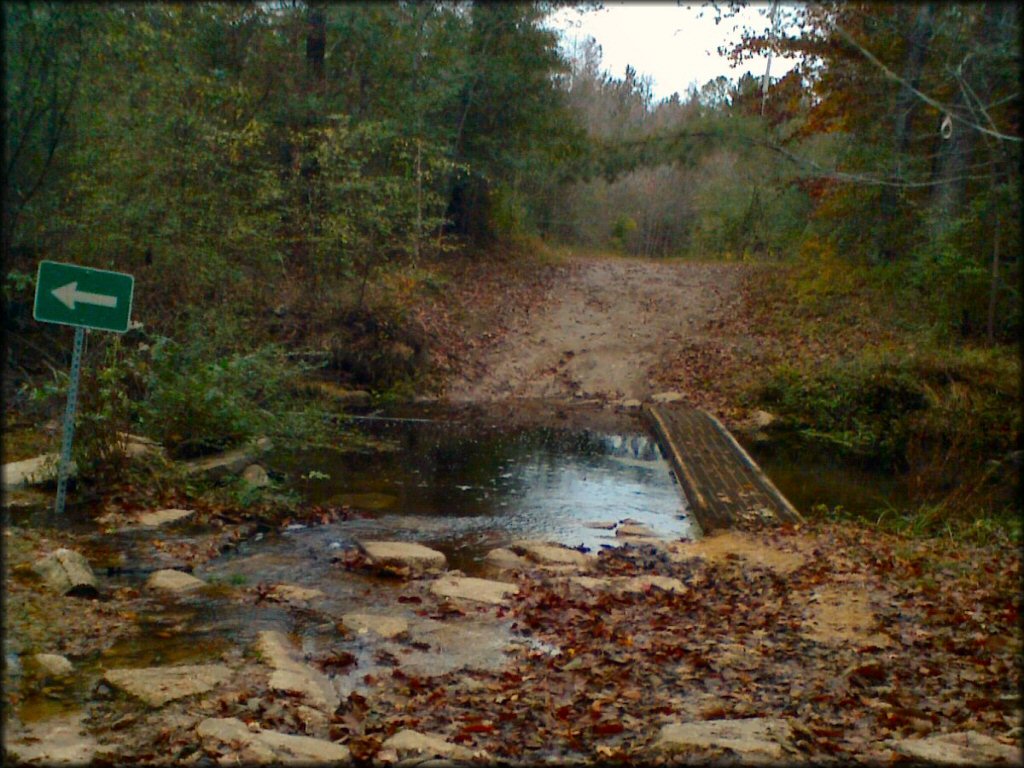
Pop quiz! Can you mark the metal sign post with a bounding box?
[33,261,135,516]
[54,327,85,515]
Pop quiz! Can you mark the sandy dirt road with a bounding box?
[444,254,746,404]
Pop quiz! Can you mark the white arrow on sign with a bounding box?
[51,281,119,311]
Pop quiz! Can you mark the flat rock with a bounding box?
[121,433,163,458]
[618,399,643,410]
[584,521,618,530]
[429,575,519,605]
[890,732,1022,765]
[133,508,194,527]
[382,729,475,761]
[33,652,74,676]
[241,463,271,488]
[255,631,339,712]
[616,523,658,538]
[359,540,447,575]
[197,717,350,764]
[483,547,531,571]
[2,453,73,489]
[651,391,686,404]
[183,446,253,478]
[513,541,595,569]
[269,584,325,603]
[341,612,409,639]
[653,718,793,761]
[146,569,205,593]
[4,712,104,764]
[104,664,231,707]
[32,548,98,597]
[183,441,269,480]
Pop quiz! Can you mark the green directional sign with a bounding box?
[34,261,134,333]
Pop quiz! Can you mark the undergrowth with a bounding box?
[747,258,1020,541]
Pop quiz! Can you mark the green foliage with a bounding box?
[910,183,1021,341]
[74,336,148,480]
[757,356,929,468]
[757,346,1020,479]
[139,327,326,459]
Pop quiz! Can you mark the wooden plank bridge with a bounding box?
[644,404,803,534]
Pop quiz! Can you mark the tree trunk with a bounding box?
[306,3,326,86]
[987,213,1000,344]
[875,4,933,262]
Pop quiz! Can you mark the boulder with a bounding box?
[653,718,794,761]
[32,548,98,597]
[241,464,271,488]
[429,575,519,605]
[340,613,409,639]
[382,729,475,762]
[359,540,447,575]
[104,664,231,707]
[146,569,205,594]
[255,631,339,713]
[890,732,1022,765]
[33,653,73,677]
[197,717,350,765]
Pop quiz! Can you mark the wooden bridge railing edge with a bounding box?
[643,403,804,533]
[699,408,804,525]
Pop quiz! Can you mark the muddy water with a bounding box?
[738,433,913,518]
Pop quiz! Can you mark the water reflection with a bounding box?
[270,417,693,569]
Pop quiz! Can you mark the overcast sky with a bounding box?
[547,2,798,102]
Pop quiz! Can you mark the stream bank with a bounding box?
[5,398,1021,765]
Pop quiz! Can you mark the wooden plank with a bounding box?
[643,404,803,534]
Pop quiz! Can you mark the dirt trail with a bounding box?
[445,254,745,403]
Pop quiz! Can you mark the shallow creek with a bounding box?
[6,405,694,726]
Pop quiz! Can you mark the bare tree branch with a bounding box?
[833,23,1021,143]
